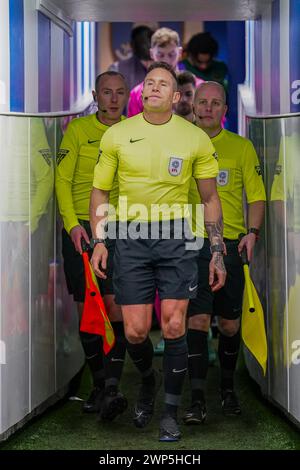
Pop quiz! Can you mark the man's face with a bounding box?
[150,42,182,70]
[93,75,128,122]
[175,83,195,118]
[142,67,180,113]
[191,53,213,71]
[194,84,227,130]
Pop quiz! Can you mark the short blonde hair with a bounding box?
[151,27,180,48]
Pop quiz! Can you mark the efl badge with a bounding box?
[217,170,229,186]
[168,157,183,176]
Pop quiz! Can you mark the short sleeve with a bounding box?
[192,131,219,180]
[242,140,266,203]
[93,128,118,190]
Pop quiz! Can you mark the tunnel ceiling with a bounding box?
[50,0,273,21]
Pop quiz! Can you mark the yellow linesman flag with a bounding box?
[241,253,267,376]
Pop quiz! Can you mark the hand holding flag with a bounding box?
[79,239,115,354]
[240,238,267,375]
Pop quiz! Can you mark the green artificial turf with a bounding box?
[1,331,299,450]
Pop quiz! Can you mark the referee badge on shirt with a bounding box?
[168,157,183,176]
[217,170,229,186]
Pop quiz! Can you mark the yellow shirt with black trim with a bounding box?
[55,113,123,233]
[189,129,266,239]
[93,113,218,222]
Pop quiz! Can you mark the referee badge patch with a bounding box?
[168,157,183,176]
[39,148,52,166]
[217,170,229,186]
[56,149,69,166]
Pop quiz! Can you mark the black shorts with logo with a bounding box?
[188,238,244,320]
[62,219,115,302]
[113,219,199,305]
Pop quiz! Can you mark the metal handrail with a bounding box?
[245,111,300,120]
[1,106,299,121]
[0,101,94,119]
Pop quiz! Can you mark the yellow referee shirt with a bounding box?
[93,113,218,222]
[55,113,123,233]
[189,129,266,239]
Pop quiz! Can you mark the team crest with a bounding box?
[168,157,183,176]
[217,170,229,186]
[275,164,282,175]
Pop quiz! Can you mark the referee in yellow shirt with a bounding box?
[184,82,266,425]
[90,63,226,442]
[55,71,129,419]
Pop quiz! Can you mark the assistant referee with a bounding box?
[184,81,266,425]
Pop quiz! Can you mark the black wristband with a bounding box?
[90,238,106,249]
[247,228,260,239]
[210,243,224,254]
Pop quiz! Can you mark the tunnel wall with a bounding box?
[245,0,300,115]
[0,0,96,113]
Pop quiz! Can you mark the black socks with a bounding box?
[218,330,241,391]
[187,329,208,403]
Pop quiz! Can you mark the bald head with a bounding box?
[194,81,226,104]
[193,81,227,137]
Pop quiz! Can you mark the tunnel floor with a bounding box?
[1,331,299,450]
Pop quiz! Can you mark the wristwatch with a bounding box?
[90,238,106,249]
[247,228,260,240]
[210,243,224,254]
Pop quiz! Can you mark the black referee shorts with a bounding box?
[188,238,244,320]
[62,220,115,302]
[113,219,199,305]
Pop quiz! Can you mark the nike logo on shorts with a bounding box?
[130,138,145,143]
[172,368,187,373]
[189,284,198,292]
[88,139,100,144]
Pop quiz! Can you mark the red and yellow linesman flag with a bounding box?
[80,249,115,355]
[241,247,267,375]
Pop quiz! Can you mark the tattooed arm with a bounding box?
[196,178,226,292]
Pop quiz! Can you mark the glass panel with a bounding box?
[30,117,55,408]
[247,114,300,423]
[0,116,30,432]
[54,116,84,392]
[0,113,84,435]
[283,117,300,421]
[264,118,288,409]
